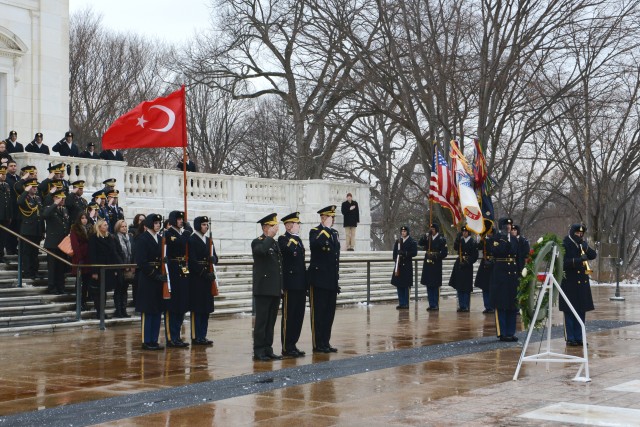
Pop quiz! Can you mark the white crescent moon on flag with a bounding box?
[149,105,176,132]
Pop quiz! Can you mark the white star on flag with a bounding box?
[136,116,148,128]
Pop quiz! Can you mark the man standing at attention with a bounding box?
[252,213,283,361]
[309,205,340,353]
[340,193,359,251]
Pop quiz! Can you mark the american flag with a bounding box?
[429,146,462,224]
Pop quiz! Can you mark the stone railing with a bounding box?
[12,152,371,252]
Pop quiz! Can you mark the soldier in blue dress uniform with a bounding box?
[559,223,597,346]
[308,205,340,353]
[252,213,283,361]
[188,216,217,345]
[164,211,192,348]
[449,225,478,312]
[135,213,166,350]
[278,211,307,357]
[418,223,448,310]
[391,225,418,309]
[490,217,519,341]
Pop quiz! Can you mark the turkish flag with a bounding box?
[102,86,186,149]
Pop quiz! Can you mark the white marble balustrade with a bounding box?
[11,152,371,252]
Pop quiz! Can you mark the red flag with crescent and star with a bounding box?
[102,86,186,149]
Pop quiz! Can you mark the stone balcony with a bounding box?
[12,152,371,252]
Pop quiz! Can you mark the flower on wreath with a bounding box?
[521,267,528,278]
[537,237,543,244]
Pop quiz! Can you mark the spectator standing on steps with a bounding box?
[340,193,359,251]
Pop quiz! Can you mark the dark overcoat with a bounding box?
[340,201,360,227]
[474,236,494,291]
[17,192,43,237]
[42,204,70,249]
[252,235,283,296]
[559,235,597,313]
[307,225,340,291]
[188,233,217,314]
[489,233,519,310]
[418,233,448,287]
[0,181,13,221]
[88,234,123,291]
[449,235,478,292]
[278,232,306,291]
[164,227,191,313]
[135,231,165,313]
[515,236,531,273]
[391,236,418,288]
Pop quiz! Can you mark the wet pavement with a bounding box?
[0,285,638,426]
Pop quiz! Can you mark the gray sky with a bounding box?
[68,0,214,45]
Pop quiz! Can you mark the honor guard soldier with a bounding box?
[278,212,307,357]
[308,205,340,353]
[86,202,99,227]
[164,211,193,348]
[135,213,166,350]
[0,166,14,261]
[252,213,283,361]
[52,131,79,157]
[25,132,50,154]
[17,178,43,279]
[188,216,217,345]
[474,219,495,313]
[43,189,70,295]
[391,225,418,309]
[79,142,100,159]
[106,190,124,234]
[511,225,531,274]
[491,217,519,341]
[418,223,448,311]
[560,224,597,346]
[5,130,24,154]
[449,225,478,312]
[66,180,88,221]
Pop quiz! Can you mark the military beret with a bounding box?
[317,205,336,216]
[257,213,278,226]
[281,212,301,224]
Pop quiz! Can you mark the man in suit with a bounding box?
[308,205,341,353]
[65,180,88,222]
[188,216,217,345]
[135,213,167,350]
[278,212,307,357]
[164,210,193,348]
[340,193,359,251]
[100,148,124,161]
[418,223,448,311]
[5,130,24,154]
[25,133,50,154]
[43,189,70,295]
[78,142,100,159]
[176,152,197,172]
[252,213,283,361]
[52,131,79,157]
[17,178,44,279]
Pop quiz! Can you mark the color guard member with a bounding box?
[418,223,448,311]
[188,216,217,345]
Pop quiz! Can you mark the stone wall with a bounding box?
[12,152,372,252]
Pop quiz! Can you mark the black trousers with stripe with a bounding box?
[310,286,337,350]
[281,289,306,352]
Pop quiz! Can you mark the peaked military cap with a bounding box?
[107,189,119,198]
[70,180,85,188]
[9,131,16,137]
[0,166,7,175]
[87,202,99,210]
[570,223,587,234]
[194,216,209,230]
[257,213,278,226]
[281,212,301,224]
[65,131,74,138]
[20,165,36,174]
[51,189,66,198]
[48,162,64,172]
[317,205,337,216]
[92,190,106,200]
[102,178,116,186]
[23,178,38,187]
[50,179,64,188]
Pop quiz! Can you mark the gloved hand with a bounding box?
[205,272,216,281]
[580,253,588,261]
[154,274,168,282]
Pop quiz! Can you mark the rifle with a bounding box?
[161,236,171,299]
[209,230,219,296]
[394,240,401,277]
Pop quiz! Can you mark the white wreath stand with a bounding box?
[513,244,590,382]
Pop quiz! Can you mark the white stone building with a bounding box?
[0,0,69,142]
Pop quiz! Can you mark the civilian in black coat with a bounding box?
[135,214,166,350]
[449,226,478,312]
[176,153,197,172]
[5,131,24,154]
[278,212,307,357]
[100,149,124,161]
[25,133,50,154]
[188,216,217,345]
[391,225,418,309]
[559,223,597,346]
[52,131,80,157]
[78,142,100,159]
[340,193,359,250]
[43,190,70,295]
[88,219,123,319]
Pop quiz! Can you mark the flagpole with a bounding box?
[181,85,188,221]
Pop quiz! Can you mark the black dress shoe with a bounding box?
[482,309,494,314]
[142,342,163,350]
[499,336,511,342]
[176,339,190,348]
[313,347,331,353]
[400,305,409,309]
[328,346,338,353]
[193,338,213,346]
[254,355,271,361]
[282,349,300,358]
[508,336,519,342]
[426,307,439,311]
[294,348,306,356]
[267,353,283,360]
[166,340,182,348]
[396,305,402,310]
[566,340,579,346]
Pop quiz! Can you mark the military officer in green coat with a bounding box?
[252,213,283,361]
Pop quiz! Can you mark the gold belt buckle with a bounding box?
[181,265,189,274]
